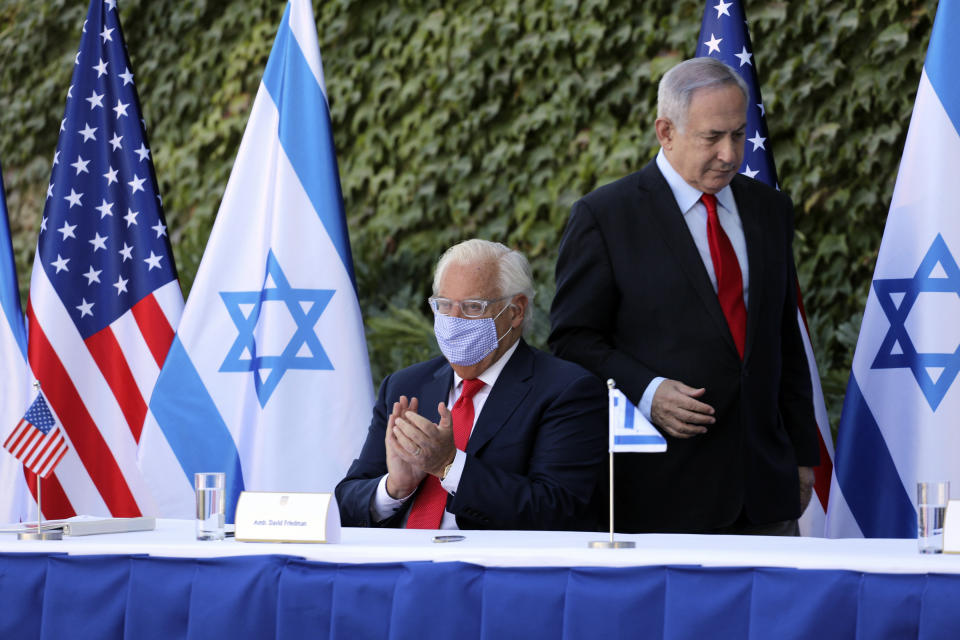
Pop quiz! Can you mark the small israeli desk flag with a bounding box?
[609,382,667,453]
[590,380,666,549]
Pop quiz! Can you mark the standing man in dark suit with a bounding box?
[549,58,819,535]
[337,239,606,531]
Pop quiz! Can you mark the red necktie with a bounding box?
[702,193,747,358]
[405,378,486,529]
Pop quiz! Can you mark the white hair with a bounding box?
[657,58,748,132]
[432,238,535,333]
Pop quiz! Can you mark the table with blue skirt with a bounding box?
[2,519,959,639]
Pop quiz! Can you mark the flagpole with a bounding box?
[17,473,61,540]
[609,449,614,543]
[589,380,635,549]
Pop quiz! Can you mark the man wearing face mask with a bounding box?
[336,239,607,531]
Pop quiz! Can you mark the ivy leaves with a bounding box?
[0,0,939,426]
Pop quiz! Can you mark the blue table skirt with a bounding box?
[2,553,959,639]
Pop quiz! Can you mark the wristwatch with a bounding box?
[440,459,455,481]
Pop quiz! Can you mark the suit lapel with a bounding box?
[466,340,533,454]
[639,163,739,355]
[731,176,764,362]
[425,364,455,422]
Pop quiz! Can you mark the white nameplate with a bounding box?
[943,500,960,553]
[234,491,340,543]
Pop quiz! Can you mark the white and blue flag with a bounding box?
[826,3,960,538]
[0,161,34,523]
[609,382,666,453]
[140,0,374,519]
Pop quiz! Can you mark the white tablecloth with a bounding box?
[3,518,960,574]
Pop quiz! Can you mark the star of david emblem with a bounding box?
[220,250,334,407]
[871,234,960,411]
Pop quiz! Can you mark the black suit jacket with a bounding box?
[549,160,819,533]
[335,340,607,531]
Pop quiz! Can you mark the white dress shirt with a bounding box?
[638,150,750,420]
[372,340,521,528]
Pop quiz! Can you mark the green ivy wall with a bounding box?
[0,0,940,430]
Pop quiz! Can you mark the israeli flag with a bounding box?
[826,2,960,538]
[608,382,666,453]
[0,162,34,523]
[140,0,374,519]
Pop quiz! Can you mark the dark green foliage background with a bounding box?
[0,0,939,431]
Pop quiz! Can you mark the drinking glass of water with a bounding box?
[917,481,950,554]
[195,472,226,541]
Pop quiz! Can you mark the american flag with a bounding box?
[696,0,776,185]
[696,0,835,536]
[26,0,183,517]
[3,391,69,479]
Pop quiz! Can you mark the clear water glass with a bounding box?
[918,481,950,554]
[195,472,226,541]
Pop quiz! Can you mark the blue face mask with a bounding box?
[434,305,513,366]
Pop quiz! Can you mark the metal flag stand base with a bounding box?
[589,540,635,549]
[18,472,62,541]
[18,531,62,541]
[589,381,635,549]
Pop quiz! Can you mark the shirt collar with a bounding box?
[656,148,736,214]
[452,339,520,391]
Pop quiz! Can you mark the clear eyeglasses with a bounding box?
[428,295,512,318]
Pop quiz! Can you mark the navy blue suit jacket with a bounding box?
[549,160,820,532]
[335,340,607,531]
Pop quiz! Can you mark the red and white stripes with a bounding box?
[796,288,835,536]
[26,264,181,518]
